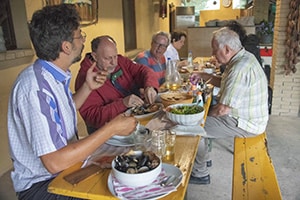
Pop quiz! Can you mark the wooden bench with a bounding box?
[232,132,282,200]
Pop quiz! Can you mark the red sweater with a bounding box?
[75,53,159,131]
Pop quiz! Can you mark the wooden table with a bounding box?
[48,96,211,200]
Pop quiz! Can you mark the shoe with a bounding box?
[189,175,210,185]
[207,160,212,167]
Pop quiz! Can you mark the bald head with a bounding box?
[91,35,118,73]
[91,35,116,52]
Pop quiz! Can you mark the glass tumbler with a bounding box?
[150,130,166,159]
[164,129,176,162]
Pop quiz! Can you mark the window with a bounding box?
[0,0,16,50]
[122,0,137,52]
[0,0,34,70]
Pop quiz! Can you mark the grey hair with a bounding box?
[151,31,170,45]
[212,27,242,51]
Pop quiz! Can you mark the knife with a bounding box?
[63,164,103,185]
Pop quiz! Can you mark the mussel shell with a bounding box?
[138,166,150,173]
[114,151,160,174]
[126,167,137,174]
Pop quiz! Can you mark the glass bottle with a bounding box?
[165,57,172,90]
[168,60,182,91]
[187,50,194,73]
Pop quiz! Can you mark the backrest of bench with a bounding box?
[232,132,282,200]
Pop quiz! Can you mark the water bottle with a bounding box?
[186,50,193,73]
[187,50,193,66]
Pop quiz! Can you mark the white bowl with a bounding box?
[111,151,162,187]
[166,103,205,126]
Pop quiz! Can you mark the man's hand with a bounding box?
[144,87,157,105]
[123,94,144,108]
[106,113,138,137]
[85,62,108,91]
[208,103,231,117]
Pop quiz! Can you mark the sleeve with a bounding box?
[134,53,149,66]
[78,87,128,129]
[219,68,248,108]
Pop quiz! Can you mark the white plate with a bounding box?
[127,103,163,119]
[108,163,183,200]
[106,125,149,147]
[106,137,135,147]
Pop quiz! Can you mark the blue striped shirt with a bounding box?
[7,59,77,192]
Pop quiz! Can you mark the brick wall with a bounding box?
[271,0,300,116]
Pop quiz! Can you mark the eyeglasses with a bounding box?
[153,41,168,49]
[73,31,87,40]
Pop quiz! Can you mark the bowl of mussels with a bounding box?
[112,150,161,187]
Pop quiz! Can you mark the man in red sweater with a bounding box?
[75,35,159,134]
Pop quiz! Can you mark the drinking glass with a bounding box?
[150,130,166,159]
[164,129,176,162]
[133,126,150,151]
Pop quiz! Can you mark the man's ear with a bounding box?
[61,41,72,55]
[224,45,231,55]
[91,52,97,61]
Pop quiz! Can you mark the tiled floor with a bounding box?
[1,115,299,200]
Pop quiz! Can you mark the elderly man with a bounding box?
[7,5,137,199]
[75,35,159,134]
[134,31,170,86]
[189,27,269,185]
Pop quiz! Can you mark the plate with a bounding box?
[106,137,134,147]
[106,125,149,147]
[126,103,163,121]
[108,163,183,200]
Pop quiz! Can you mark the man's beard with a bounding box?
[72,54,82,64]
[72,45,84,64]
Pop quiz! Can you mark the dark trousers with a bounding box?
[17,178,84,200]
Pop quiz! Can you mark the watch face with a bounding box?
[222,0,232,7]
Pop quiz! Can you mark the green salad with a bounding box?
[168,105,204,115]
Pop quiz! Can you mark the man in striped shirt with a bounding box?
[134,31,170,86]
[7,4,137,199]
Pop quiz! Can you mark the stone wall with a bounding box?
[271,0,300,116]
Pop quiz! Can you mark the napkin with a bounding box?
[112,169,177,200]
[145,111,176,131]
[82,144,131,168]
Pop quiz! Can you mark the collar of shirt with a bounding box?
[228,48,245,66]
[38,59,72,89]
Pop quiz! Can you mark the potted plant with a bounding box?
[256,20,274,44]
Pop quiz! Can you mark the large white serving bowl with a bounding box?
[166,103,205,126]
[111,151,162,187]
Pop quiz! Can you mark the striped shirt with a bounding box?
[7,59,78,192]
[134,50,166,85]
[218,49,269,134]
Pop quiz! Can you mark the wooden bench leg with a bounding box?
[232,132,282,200]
